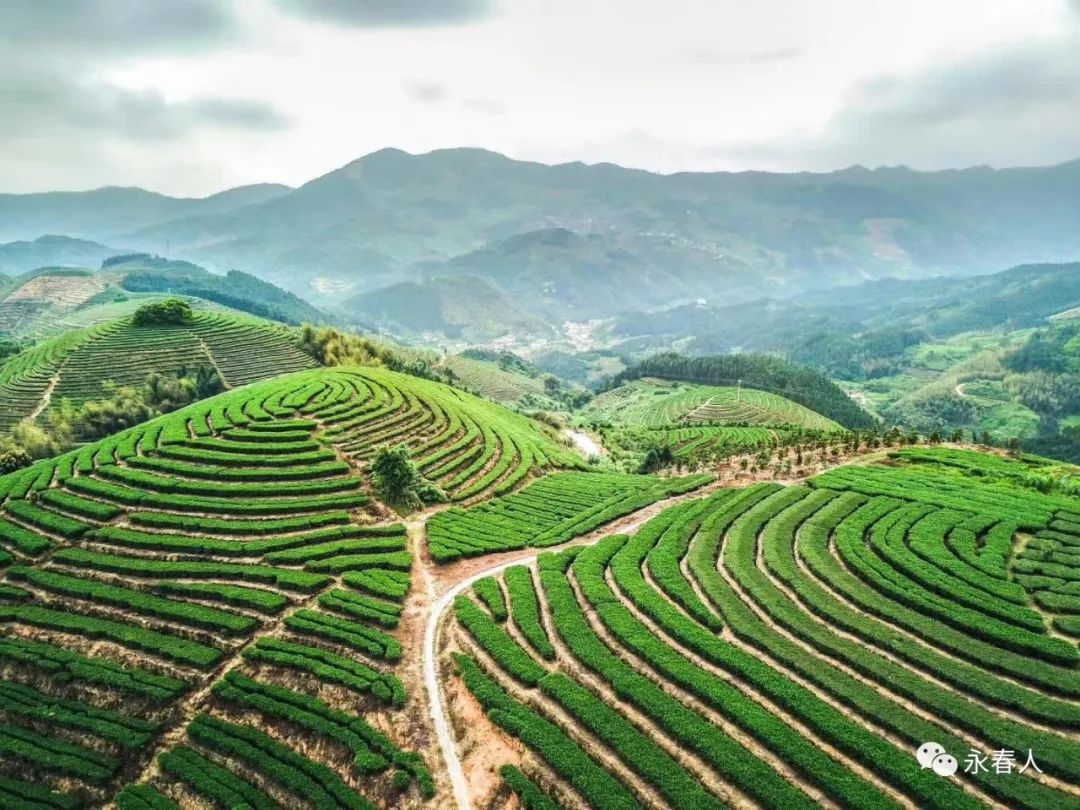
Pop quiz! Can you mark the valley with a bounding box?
[1,131,1079,810]
[1,320,1077,809]
[5,3,1080,807]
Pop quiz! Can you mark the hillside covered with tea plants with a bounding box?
[445,446,1080,809]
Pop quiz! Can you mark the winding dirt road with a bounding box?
[423,556,537,810]
[420,478,733,810]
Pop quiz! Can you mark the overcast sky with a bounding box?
[2,0,1078,196]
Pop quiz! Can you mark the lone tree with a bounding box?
[640,445,674,474]
[371,444,445,511]
[133,298,193,326]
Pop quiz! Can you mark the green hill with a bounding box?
[0,268,109,335]
[108,254,331,326]
[0,364,572,805]
[440,353,553,405]
[0,310,317,433]
[586,378,841,431]
[615,352,876,431]
[0,253,330,339]
[584,377,843,468]
[616,261,1080,361]
[342,274,553,341]
[449,447,1080,810]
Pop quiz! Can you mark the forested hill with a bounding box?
[615,352,877,430]
[107,254,331,325]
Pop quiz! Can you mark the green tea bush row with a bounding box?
[129,453,350,481]
[129,510,350,535]
[53,547,329,593]
[0,774,80,810]
[504,566,554,660]
[0,680,157,749]
[155,581,287,614]
[9,566,256,635]
[66,475,368,515]
[186,435,320,454]
[159,744,276,810]
[473,576,508,622]
[266,535,407,564]
[155,444,335,467]
[0,637,186,699]
[5,500,90,538]
[0,604,221,668]
[454,653,640,810]
[305,551,413,573]
[187,713,376,810]
[319,589,402,628]
[0,722,117,784]
[341,568,412,602]
[499,765,561,810]
[220,427,314,443]
[0,517,51,554]
[243,638,404,706]
[91,522,380,556]
[96,463,363,498]
[285,610,402,661]
[39,489,122,522]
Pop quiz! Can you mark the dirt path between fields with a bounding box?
[28,365,63,421]
[566,429,602,458]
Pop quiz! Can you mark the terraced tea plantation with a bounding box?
[427,471,712,563]
[0,364,586,808]
[618,425,793,463]
[586,378,841,430]
[7,354,1077,810]
[446,451,1080,810]
[439,354,552,406]
[0,310,316,432]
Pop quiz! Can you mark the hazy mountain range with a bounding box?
[614,261,1080,356]
[2,148,1080,336]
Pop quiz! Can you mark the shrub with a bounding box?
[0,449,31,474]
[133,298,193,326]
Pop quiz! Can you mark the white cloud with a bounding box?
[275,0,495,27]
[0,0,1075,194]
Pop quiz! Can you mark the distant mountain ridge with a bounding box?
[614,260,1080,356]
[0,183,292,243]
[342,274,551,341]
[3,149,1080,325]
[0,234,124,277]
